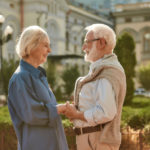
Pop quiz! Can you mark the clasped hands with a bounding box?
[57,101,77,120]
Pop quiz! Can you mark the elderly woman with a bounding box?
[8,26,68,150]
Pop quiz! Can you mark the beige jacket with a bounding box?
[74,53,126,146]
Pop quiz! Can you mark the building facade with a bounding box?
[0,0,113,75]
[113,2,150,65]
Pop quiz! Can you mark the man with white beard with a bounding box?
[64,24,126,150]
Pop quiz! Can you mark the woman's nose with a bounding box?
[48,46,51,53]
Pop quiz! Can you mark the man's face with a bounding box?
[82,32,100,63]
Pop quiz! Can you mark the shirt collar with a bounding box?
[20,59,43,78]
[89,53,114,73]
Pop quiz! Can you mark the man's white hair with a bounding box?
[85,24,116,50]
[16,25,49,58]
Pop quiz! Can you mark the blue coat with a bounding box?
[8,60,68,150]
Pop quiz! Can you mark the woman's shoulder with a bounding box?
[9,66,31,86]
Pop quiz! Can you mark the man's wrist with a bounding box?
[76,111,87,121]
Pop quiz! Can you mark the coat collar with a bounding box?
[20,59,46,78]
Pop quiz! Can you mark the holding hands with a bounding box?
[57,101,86,121]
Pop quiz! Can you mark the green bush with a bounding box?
[121,106,136,128]
[138,64,150,90]
[128,107,150,130]
[0,59,19,97]
[61,65,80,99]
[46,59,57,90]
[114,33,136,105]
[143,124,150,144]
[122,97,150,130]
[0,106,11,124]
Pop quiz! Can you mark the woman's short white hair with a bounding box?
[16,25,49,58]
[85,24,116,50]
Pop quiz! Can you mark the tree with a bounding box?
[114,33,136,105]
[138,64,150,90]
[61,65,80,99]
[46,59,57,90]
[45,59,64,101]
[0,58,19,97]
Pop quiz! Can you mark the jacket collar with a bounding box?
[20,59,45,78]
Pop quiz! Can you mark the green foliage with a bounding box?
[0,58,18,97]
[46,59,57,89]
[45,59,64,101]
[0,106,12,124]
[54,86,64,101]
[121,106,136,128]
[121,96,150,130]
[138,64,150,90]
[128,112,147,130]
[143,124,150,144]
[61,65,80,98]
[114,33,136,105]
[62,118,73,128]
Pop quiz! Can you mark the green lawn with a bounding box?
[0,106,11,124]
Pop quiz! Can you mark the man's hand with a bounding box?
[64,101,87,121]
[64,101,77,119]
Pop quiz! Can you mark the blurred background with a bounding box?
[0,0,150,150]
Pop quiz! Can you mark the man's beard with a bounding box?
[84,44,97,63]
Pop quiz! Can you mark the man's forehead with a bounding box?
[85,31,94,39]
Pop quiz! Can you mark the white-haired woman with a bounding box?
[8,25,68,150]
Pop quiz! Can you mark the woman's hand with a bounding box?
[56,104,67,114]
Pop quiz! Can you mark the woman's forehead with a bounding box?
[42,36,50,44]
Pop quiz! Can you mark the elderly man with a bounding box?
[64,24,126,150]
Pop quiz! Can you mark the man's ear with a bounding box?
[97,38,106,49]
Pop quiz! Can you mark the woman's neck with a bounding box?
[23,57,39,68]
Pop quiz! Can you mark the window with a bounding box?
[144,33,150,52]
[66,31,69,51]
[125,17,131,23]
[144,16,150,21]
[74,37,77,53]
[74,45,77,53]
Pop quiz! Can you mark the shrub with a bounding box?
[61,65,80,99]
[138,64,150,90]
[143,124,150,144]
[114,33,136,105]
[0,59,18,97]
[46,59,57,90]
[128,107,150,130]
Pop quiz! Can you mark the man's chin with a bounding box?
[84,55,92,63]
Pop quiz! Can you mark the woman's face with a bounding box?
[30,37,51,65]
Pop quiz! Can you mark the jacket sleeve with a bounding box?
[8,75,59,126]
